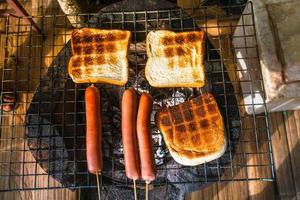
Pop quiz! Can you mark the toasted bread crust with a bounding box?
[145,30,206,88]
[156,93,226,166]
[68,28,131,85]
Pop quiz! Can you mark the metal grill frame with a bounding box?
[0,2,275,192]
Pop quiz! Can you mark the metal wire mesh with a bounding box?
[0,2,275,192]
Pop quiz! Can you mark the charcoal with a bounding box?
[25,4,241,200]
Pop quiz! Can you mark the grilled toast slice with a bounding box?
[68,28,131,85]
[156,93,226,166]
[145,30,205,88]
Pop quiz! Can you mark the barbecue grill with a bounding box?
[0,0,274,199]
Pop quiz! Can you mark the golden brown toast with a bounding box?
[145,30,205,88]
[156,93,226,166]
[68,28,131,85]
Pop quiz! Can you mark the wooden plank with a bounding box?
[269,112,296,198]
[188,183,219,200]
[217,181,249,200]
[7,0,41,33]
[0,93,76,200]
[248,181,276,200]
[0,189,76,200]
[283,111,300,198]
[0,1,76,199]
[239,115,275,199]
[296,111,300,148]
[188,181,250,200]
[294,110,300,199]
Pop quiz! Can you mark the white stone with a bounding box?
[233,0,300,114]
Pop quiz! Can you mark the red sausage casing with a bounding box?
[122,88,141,180]
[136,93,156,182]
[85,85,103,174]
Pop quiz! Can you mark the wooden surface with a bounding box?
[0,0,76,199]
[0,0,299,199]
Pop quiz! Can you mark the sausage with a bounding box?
[121,88,141,180]
[85,85,103,174]
[136,93,156,183]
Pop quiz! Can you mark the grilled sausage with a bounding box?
[85,85,103,174]
[122,88,141,180]
[136,93,156,183]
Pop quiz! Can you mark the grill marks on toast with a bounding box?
[161,33,203,47]
[159,32,204,70]
[71,56,104,68]
[71,55,118,68]
[161,33,202,55]
[157,93,222,148]
[73,43,118,55]
[163,47,187,58]
[70,29,130,69]
[68,28,131,84]
[145,30,205,87]
[72,31,127,44]
[70,55,118,78]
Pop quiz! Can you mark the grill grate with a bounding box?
[0,2,275,193]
